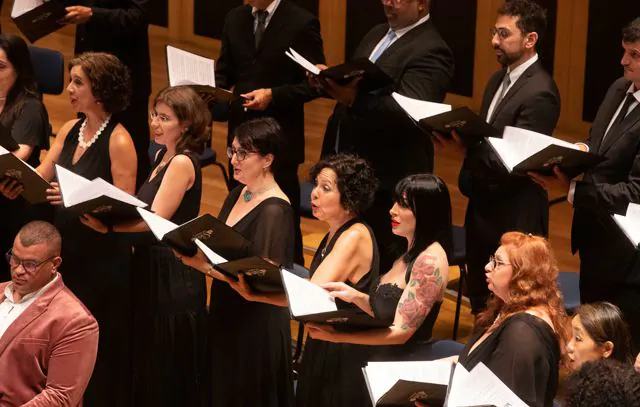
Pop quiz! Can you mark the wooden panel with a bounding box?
[319,0,346,65]
[194,0,243,40]
[582,0,640,122]
[149,0,169,28]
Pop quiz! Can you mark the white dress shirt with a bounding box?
[0,274,59,339]
[252,0,281,32]
[368,14,431,61]
[486,54,539,122]
[568,83,640,203]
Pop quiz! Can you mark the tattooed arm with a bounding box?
[307,252,447,345]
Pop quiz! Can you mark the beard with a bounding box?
[495,46,524,67]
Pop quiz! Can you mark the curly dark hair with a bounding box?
[623,18,640,44]
[233,117,283,174]
[499,0,547,43]
[69,52,131,114]
[308,154,378,216]
[564,359,640,407]
[154,86,211,154]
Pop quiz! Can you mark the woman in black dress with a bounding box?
[30,52,137,407]
[417,232,568,407]
[307,174,452,362]
[179,117,295,407]
[80,86,210,406]
[292,154,380,407]
[0,35,52,281]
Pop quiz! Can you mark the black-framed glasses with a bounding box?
[226,146,256,161]
[488,255,511,269]
[5,249,56,274]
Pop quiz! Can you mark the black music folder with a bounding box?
[0,145,50,204]
[11,0,67,43]
[487,126,604,178]
[419,107,501,143]
[165,45,242,104]
[0,124,19,151]
[55,164,147,224]
[214,256,289,293]
[281,269,389,330]
[286,48,393,93]
[138,209,251,259]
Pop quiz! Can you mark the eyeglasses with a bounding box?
[226,147,256,161]
[488,255,511,269]
[149,111,175,124]
[490,27,513,41]
[5,249,56,274]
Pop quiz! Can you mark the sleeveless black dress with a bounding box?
[368,257,443,361]
[132,149,208,406]
[296,218,380,407]
[55,118,133,407]
[208,185,295,407]
[0,98,52,281]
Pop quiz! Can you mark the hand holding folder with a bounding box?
[0,145,51,204]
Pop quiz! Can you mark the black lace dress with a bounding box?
[208,185,296,407]
[369,257,443,361]
[132,149,208,406]
[296,218,380,407]
[54,118,133,407]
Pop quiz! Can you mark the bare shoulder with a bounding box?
[339,222,372,247]
[56,119,82,141]
[110,123,134,145]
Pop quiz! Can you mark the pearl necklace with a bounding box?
[78,115,112,149]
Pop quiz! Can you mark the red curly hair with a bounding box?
[476,232,569,366]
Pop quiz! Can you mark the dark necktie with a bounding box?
[254,10,268,48]
[613,93,637,126]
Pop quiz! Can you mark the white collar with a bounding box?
[392,13,430,39]
[252,0,281,17]
[506,53,539,84]
[4,273,59,305]
[625,82,640,103]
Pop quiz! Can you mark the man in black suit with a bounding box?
[531,18,640,352]
[318,0,453,272]
[215,0,325,264]
[437,0,560,314]
[63,0,151,190]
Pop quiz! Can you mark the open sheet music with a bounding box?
[285,47,393,93]
[0,145,50,204]
[613,202,640,248]
[487,126,604,178]
[11,0,67,43]
[446,362,528,407]
[363,360,454,406]
[392,92,452,122]
[55,165,147,223]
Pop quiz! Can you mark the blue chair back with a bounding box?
[28,46,64,95]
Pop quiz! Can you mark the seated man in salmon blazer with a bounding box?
[0,221,98,406]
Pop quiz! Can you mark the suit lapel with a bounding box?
[355,25,388,59]
[239,6,257,55]
[0,277,63,357]
[593,84,630,153]
[599,103,640,155]
[489,63,540,124]
[481,70,505,120]
[374,21,430,65]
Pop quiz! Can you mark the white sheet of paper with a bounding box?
[281,269,337,317]
[137,207,178,241]
[11,0,45,18]
[612,202,640,247]
[392,92,451,122]
[285,47,321,75]
[0,145,8,155]
[446,362,528,407]
[194,238,228,265]
[363,360,453,405]
[55,164,92,208]
[166,45,216,88]
[487,126,580,172]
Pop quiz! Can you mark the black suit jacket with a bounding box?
[321,20,453,189]
[72,0,151,100]
[572,78,640,284]
[460,61,560,245]
[215,1,325,164]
